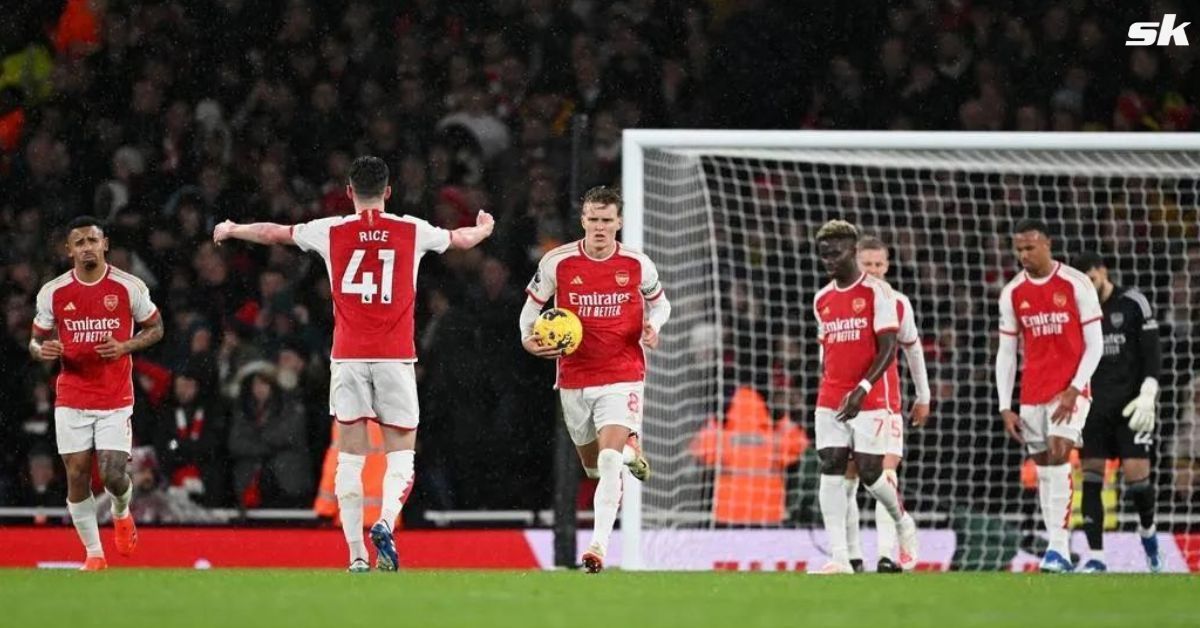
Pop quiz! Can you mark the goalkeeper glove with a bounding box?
[1122,377,1159,433]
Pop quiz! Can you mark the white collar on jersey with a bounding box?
[72,264,111,286]
[578,240,619,262]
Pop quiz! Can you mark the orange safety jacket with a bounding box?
[313,421,393,528]
[690,386,809,525]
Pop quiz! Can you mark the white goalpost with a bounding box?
[619,130,1200,572]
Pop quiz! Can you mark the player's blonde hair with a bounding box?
[857,235,888,253]
[815,220,859,242]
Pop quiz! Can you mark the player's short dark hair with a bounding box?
[582,186,623,213]
[1013,218,1050,237]
[1072,251,1106,272]
[348,156,390,198]
[64,215,106,238]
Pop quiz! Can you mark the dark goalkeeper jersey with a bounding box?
[1091,285,1161,406]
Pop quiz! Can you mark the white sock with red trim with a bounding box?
[1037,463,1073,557]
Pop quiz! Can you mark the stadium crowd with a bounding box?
[1,0,1198,522]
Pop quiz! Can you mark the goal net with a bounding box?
[620,131,1200,572]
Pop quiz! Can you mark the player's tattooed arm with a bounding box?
[29,327,63,361]
[97,315,164,360]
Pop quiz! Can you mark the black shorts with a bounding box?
[1081,398,1153,460]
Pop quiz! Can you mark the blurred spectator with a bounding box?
[154,364,228,507]
[228,366,312,509]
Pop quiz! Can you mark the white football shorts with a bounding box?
[55,406,133,455]
[814,407,896,456]
[559,381,644,446]
[329,362,419,429]
[1020,396,1091,455]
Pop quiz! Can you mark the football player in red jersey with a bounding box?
[214,156,492,572]
[810,220,917,574]
[996,219,1103,572]
[31,216,164,570]
[519,186,671,573]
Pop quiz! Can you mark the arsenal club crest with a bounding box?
[852,298,866,313]
[1111,312,1125,329]
[104,294,119,311]
[615,270,630,287]
[1053,292,1067,308]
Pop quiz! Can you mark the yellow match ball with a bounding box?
[533,308,583,355]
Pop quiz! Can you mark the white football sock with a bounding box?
[1036,464,1073,556]
[844,477,862,562]
[335,452,368,563]
[865,471,905,522]
[819,475,849,564]
[108,480,133,519]
[67,495,103,558]
[875,470,899,562]
[589,449,624,555]
[378,450,415,530]
[1089,549,1106,563]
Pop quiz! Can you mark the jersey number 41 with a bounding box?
[341,248,395,304]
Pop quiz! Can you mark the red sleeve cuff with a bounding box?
[137,309,161,325]
[899,339,919,347]
[645,289,664,302]
[1081,316,1102,326]
[31,322,52,334]
[999,328,1018,336]
[525,288,547,306]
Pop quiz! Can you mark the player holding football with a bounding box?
[214,156,493,572]
[811,220,918,575]
[1072,252,1163,573]
[843,236,931,573]
[31,216,165,571]
[995,219,1103,573]
[519,186,670,573]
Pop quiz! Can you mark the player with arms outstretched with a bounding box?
[995,219,1103,573]
[844,236,931,573]
[519,186,670,573]
[214,156,493,572]
[31,216,165,571]
[811,221,918,575]
[1072,252,1164,572]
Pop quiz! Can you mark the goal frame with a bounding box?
[619,129,1200,571]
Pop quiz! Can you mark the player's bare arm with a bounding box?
[213,220,296,246]
[29,328,63,361]
[448,210,495,250]
[836,330,898,422]
[96,315,164,360]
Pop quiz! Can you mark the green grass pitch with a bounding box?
[1,570,1195,628]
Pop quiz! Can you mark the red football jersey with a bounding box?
[32,266,159,410]
[525,241,664,389]
[814,273,900,412]
[292,210,450,361]
[999,261,1102,405]
[881,292,921,413]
